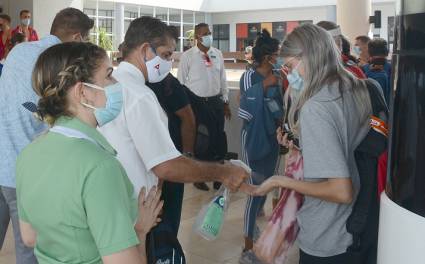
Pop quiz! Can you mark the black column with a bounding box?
[387,0,425,217]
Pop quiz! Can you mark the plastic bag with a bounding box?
[193,185,230,240]
[193,159,251,240]
[254,149,304,264]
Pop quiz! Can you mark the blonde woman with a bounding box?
[253,24,372,264]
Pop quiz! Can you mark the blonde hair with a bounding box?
[280,24,371,135]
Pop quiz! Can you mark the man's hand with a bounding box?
[224,103,232,120]
[222,164,249,192]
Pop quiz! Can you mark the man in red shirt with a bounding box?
[317,21,366,79]
[11,10,38,42]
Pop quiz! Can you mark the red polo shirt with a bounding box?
[12,26,39,42]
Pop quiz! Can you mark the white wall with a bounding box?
[211,1,395,52]
[372,2,396,42]
[211,5,336,51]
[99,0,207,12]
[206,0,336,13]
[80,0,395,13]
[1,0,33,29]
[33,0,83,38]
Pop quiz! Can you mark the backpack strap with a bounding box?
[365,79,389,137]
[365,79,388,117]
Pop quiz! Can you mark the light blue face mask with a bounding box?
[201,35,213,48]
[286,61,304,91]
[273,57,285,69]
[353,46,361,56]
[82,82,124,127]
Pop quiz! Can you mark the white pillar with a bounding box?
[229,23,236,52]
[326,5,337,23]
[378,193,425,264]
[336,0,371,42]
[5,0,34,30]
[180,9,183,52]
[33,0,84,38]
[115,3,125,49]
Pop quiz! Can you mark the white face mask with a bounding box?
[201,35,213,48]
[21,18,30,26]
[144,46,172,83]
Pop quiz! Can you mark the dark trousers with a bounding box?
[299,250,354,264]
[154,181,184,235]
[204,95,226,161]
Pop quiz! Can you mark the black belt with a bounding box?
[200,94,222,103]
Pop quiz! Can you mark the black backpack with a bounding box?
[146,230,186,264]
[346,79,389,264]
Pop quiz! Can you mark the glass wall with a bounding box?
[83,0,115,45]
[213,24,230,52]
[124,4,138,34]
[83,0,206,51]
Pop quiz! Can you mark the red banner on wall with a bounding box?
[236,23,248,38]
[286,21,300,34]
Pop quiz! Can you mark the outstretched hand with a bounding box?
[244,176,291,196]
[238,182,257,195]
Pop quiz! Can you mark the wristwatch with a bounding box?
[183,152,194,158]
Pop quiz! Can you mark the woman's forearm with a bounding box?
[276,177,353,204]
[136,231,148,264]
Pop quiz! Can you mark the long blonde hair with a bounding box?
[280,24,371,135]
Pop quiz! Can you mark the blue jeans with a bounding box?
[0,186,38,264]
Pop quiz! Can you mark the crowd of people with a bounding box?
[0,6,392,264]
[0,10,38,61]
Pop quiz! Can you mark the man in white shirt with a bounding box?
[99,16,248,201]
[178,23,231,191]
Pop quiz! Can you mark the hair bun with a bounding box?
[260,29,271,38]
[251,29,280,64]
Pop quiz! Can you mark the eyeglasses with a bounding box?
[282,57,299,71]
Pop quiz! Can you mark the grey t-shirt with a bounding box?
[296,83,371,257]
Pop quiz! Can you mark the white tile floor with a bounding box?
[0,184,299,264]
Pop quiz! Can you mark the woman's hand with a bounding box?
[276,127,289,147]
[134,186,163,235]
[252,176,291,196]
[276,127,297,149]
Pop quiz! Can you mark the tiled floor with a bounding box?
[0,184,299,264]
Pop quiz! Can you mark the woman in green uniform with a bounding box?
[16,42,162,264]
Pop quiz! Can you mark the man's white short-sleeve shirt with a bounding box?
[99,62,181,195]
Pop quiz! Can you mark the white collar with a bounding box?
[115,61,146,84]
[194,45,213,55]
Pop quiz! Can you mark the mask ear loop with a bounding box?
[144,44,158,62]
[79,82,98,110]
